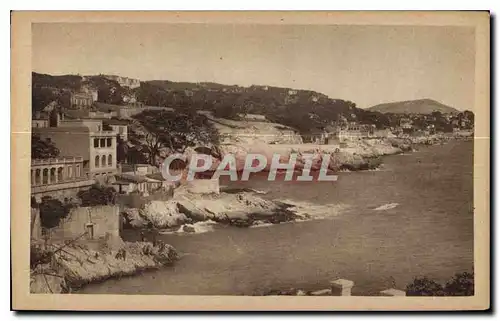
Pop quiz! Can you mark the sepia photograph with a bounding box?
[11,11,490,311]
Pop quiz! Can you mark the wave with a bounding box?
[277,199,350,220]
[249,222,275,228]
[373,203,399,211]
[162,200,350,235]
[160,220,219,235]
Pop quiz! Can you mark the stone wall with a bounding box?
[48,205,120,241]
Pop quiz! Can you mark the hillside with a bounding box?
[32,72,393,133]
[367,99,459,115]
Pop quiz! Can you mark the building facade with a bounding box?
[70,92,94,109]
[33,117,118,180]
[103,75,141,89]
[32,119,49,128]
[104,119,129,141]
[31,156,95,200]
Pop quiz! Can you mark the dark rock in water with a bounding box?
[182,225,196,233]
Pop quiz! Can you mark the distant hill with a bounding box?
[367,99,459,114]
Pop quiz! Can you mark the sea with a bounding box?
[80,140,474,295]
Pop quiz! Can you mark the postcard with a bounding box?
[11,10,490,311]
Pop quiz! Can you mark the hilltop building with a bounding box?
[81,86,98,102]
[103,75,141,89]
[70,92,94,109]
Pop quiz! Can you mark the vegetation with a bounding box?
[84,75,125,105]
[37,196,73,229]
[32,72,474,137]
[368,98,459,114]
[31,134,60,159]
[77,184,117,207]
[406,272,474,296]
[130,109,220,165]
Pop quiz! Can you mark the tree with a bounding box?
[131,109,220,165]
[38,196,72,229]
[31,134,60,159]
[406,273,474,296]
[431,111,443,120]
[213,103,240,119]
[444,272,474,296]
[116,134,128,164]
[32,87,57,115]
[406,277,445,296]
[77,185,117,207]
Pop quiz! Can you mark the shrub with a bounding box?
[444,272,474,296]
[406,277,445,296]
[38,197,72,229]
[406,273,474,296]
[77,184,117,207]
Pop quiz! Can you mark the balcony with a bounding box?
[32,157,84,166]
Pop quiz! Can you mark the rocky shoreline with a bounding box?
[123,187,307,231]
[30,237,178,293]
[121,135,464,233]
[31,135,468,294]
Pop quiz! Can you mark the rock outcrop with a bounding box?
[30,237,178,293]
[175,192,300,227]
[121,188,302,230]
[141,201,189,228]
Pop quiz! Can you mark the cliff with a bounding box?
[216,138,402,172]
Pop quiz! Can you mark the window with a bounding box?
[42,168,48,184]
[94,138,99,148]
[107,138,112,147]
[108,154,112,166]
[95,156,100,168]
[101,155,106,167]
[35,169,41,185]
[68,166,73,179]
[85,223,95,239]
[57,167,63,182]
[100,138,105,147]
[76,165,81,177]
[50,168,56,183]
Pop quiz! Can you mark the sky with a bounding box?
[32,23,476,110]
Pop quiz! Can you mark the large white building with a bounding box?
[103,75,141,89]
[33,114,118,181]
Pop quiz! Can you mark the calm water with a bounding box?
[81,140,474,295]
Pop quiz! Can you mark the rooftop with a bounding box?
[104,119,130,126]
[32,156,84,165]
[32,126,90,134]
